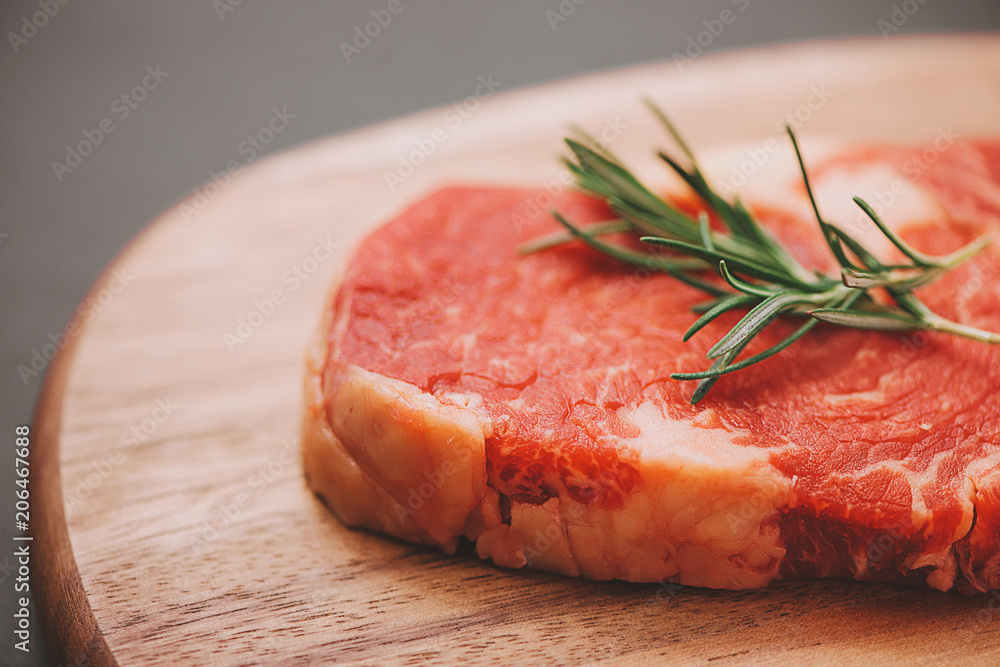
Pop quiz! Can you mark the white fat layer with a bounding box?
[327,366,488,550]
[595,400,795,588]
[616,401,767,468]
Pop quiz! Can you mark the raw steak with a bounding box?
[302,139,1000,593]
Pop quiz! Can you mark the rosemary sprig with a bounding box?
[520,102,999,403]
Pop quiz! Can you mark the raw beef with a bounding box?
[302,139,1000,593]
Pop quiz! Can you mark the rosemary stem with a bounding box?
[528,102,1000,400]
[923,314,1000,344]
[893,290,1000,343]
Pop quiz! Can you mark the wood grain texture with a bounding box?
[33,299,117,667]
[35,36,1000,665]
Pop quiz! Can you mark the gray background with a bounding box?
[1,1,998,665]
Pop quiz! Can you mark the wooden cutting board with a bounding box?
[35,36,1000,666]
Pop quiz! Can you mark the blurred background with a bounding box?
[1,1,998,664]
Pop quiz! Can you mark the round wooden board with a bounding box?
[35,36,1000,666]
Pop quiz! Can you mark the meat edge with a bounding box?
[301,295,486,553]
[301,291,798,589]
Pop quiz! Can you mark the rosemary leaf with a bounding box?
[550,212,700,273]
[683,292,760,342]
[809,307,924,331]
[706,291,830,360]
[641,237,823,290]
[718,261,779,298]
[520,103,999,402]
[517,220,630,256]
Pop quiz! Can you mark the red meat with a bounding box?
[302,140,1000,593]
